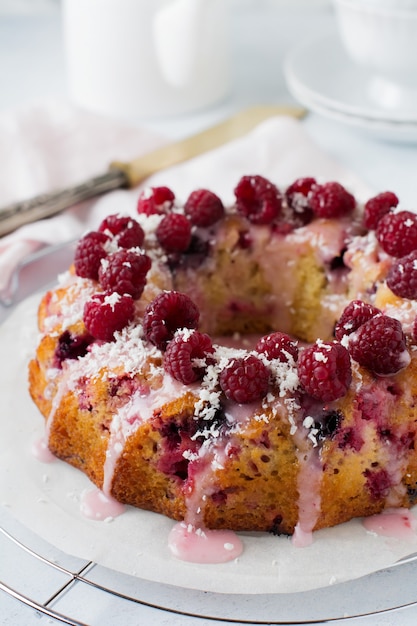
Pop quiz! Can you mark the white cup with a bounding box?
[62,0,231,120]
[333,0,417,86]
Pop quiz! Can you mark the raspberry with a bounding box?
[309,182,355,219]
[167,234,211,273]
[297,342,352,402]
[272,220,295,236]
[255,331,299,362]
[334,300,381,341]
[349,315,410,375]
[184,189,225,227]
[219,354,270,404]
[234,175,282,225]
[156,213,192,253]
[54,330,93,368]
[314,409,342,442]
[83,292,135,342]
[98,214,145,249]
[364,467,391,500]
[143,291,200,350]
[74,231,110,280]
[98,249,152,299]
[164,330,214,384]
[386,251,417,299]
[181,234,210,265]
[376,211,417,257]
[137,186,175,216]
[363,191,399,230]
[387,250,417,300]
[284,177,316,226]
[237,230,252,249]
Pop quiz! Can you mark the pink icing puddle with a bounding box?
[80,488,126,521]
[363,508,417,540]
[168,522,243,563]
[32,437,56,463]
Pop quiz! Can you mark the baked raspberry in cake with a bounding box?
[28,176,417,546]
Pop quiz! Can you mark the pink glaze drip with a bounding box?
[102,431,125,497]
[292,448,322,548]
[292,524,314,548]
[168,522,243,563]
[80,488,126,521]
[32,437,56,463]
[224,398,261,426]
[363,508,417,540]
[45,372,70,442]
[101,399,141,497]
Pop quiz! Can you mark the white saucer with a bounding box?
[284,34,417,142]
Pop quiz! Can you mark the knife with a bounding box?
[0,105,305,237]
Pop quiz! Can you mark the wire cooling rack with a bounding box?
[3,502,417,626]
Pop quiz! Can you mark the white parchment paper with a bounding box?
[1,295,417,595]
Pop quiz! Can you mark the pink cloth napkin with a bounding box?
[0,101,372,293]
[0,101,165,292]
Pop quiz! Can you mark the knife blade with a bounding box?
[0,105,305,237]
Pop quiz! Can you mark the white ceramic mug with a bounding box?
[62,0,231,120]
[333,0,417,86]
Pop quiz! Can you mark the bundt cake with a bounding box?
[28,176,417,558]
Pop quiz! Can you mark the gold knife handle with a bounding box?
[110,105,306,188]
[0,170,127,237]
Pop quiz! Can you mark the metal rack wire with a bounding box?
[3,513,417,626]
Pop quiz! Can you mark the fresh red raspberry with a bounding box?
[234,175,282,225]
[74,231,110,280]
[156,213,192,253]
[386,251,417,299]
[184,189,225,227]
[83,292,135,342]
[143,291,200,350]
[349,315,409,375]
[98,249,151,299]
[376,211,417,258]
[363,191,399,230]
[255,331,299,363]
[297,342,352,402]
[164,330,214,384]
[334,300,381,341]
[54,330,93,368]
[364,467,391,500]
[272,220,295,236]
[137,186,175,216]
[309,182,356,219]
[237,230,252,249]
[219,354,270,404]
[98,214,145,249]
[284,177,316,226]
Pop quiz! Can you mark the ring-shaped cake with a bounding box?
[28,176,417,552]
